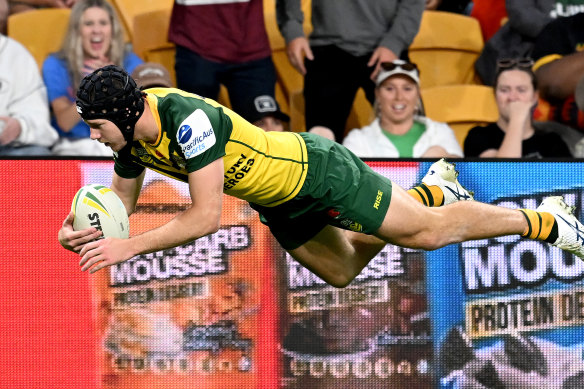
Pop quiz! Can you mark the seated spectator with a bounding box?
[240,95,290,132]
[42,0,142,156]
[464,59,573,158]
[532,11,584,132]
[476,0,584,86]
[131,62,173,90]
[342,60,463,158]
[0,32,57,155]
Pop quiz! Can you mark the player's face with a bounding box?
[80,7,112,60]
[376,75,419,125]
[87,119,127,151]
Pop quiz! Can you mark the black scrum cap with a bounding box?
[76,65,145,142]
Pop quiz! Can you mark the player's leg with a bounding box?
[290,184,584,288]
[287,186,520,288]
[376,184,527,249]
[287,225,386,288]
[287,159,475,287]
[375,185,584,258]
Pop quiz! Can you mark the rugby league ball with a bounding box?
[71,184,130,239]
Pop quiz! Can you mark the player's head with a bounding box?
[76,64,146,142]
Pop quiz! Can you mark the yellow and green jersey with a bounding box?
[114,88,308,207]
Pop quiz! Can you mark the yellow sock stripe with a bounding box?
[425,184,445,207]
[520,209,556,240]
[538,211,556,241]
[408,187,429,206]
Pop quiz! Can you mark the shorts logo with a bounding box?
[373,190,383,210]
[327,208,341,218]
[327,209,363,232]
[177,109,216,159]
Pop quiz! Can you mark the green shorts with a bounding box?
[250,132,392,250]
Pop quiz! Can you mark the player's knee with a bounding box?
[328,274,354,288]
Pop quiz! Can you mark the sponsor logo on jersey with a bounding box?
[178,125,192,143]
[177,109,216,159]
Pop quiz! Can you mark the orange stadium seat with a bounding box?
[410,10,484,89]
[110,0,173,42]
[7,8,71,69]
[421,84,498,146]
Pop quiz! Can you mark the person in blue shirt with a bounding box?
[42,0,142,155]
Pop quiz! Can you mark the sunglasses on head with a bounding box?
[380,62,419,72]
[496,58,534,70]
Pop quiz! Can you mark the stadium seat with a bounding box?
[410,11,484,89]
[7,8,71,69]
[421,84,498,146]
[132,9,175,80]
[110,0,173,42]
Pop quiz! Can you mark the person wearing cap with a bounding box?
[58,65,584,291]
[241,95,290,132]
[242,94,336,139]
[342,60,463,158]
[131,62,173,90]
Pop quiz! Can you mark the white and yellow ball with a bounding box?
[71,184,130,239]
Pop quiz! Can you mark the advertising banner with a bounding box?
[426,162,584,389]
[277,162,434,389]
[4,159,584,389]
[81,164,279,389]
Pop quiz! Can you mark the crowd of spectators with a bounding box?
[2,0,584,159]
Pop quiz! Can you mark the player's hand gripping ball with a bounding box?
[71,184,129,239]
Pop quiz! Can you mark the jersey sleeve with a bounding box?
[113,146,146,178]
[161,96,232,173]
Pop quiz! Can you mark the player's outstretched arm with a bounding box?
[79,158,225,273]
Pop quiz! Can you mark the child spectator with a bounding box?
[131,62,173,90]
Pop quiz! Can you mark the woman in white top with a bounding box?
[343,60,463,158]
